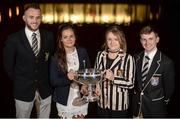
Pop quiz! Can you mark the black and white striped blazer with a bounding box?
[95,50,135,111]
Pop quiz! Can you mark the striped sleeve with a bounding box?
[113,55,135,89]
[94,51,103,69]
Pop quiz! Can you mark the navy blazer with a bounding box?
[3,28,55,101]
[132,50,175,117]
[50,46,91,105]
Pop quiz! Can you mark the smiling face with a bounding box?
[60,28,76,49]
[140,32,159,53]
[23,8,42,31]
[106,32,121,52]
[103,26,127,53]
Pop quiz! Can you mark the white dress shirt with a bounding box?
[143,48,157,71]
[25,26,41,52]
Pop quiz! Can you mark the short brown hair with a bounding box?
[24,3,41,12]
[140,25,159,37]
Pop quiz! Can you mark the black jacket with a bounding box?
[132,50,175,117]
[3,28,55,101]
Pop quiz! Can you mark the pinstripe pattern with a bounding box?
[32,33,38,56]
[94,51,135,111]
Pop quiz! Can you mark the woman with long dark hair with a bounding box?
[50,23,91,118]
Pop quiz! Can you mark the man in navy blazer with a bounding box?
[3,4,54,118]
[132,25,175,118]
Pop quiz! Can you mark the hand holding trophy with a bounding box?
[73,68,102,105]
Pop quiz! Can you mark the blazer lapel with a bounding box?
[77,47,83,69]
[102,51,107,70]
[143,50,161,88]
[38,29,45,57]
[110,53,124,70]
[136,52,144,89]
[101,51,124,70]
[20,29,35,57]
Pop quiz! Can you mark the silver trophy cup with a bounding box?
[76,68,102,102]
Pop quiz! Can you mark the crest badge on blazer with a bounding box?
[151,76,159,86]
[117,69,124,77]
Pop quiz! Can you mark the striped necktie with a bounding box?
[32,33,38,56]
[141,55,150,87]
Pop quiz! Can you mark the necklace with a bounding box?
[108,48,120,53]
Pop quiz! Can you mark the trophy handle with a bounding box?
[73,77,86,85]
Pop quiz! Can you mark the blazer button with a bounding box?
[35,70,38,73]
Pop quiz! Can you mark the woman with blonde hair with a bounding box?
[94,25,135,118]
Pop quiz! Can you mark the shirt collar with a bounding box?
[25,26,40,38]
[144,48,157,60]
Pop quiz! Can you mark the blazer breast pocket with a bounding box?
[44,52,50,62]
[150,73,162,86]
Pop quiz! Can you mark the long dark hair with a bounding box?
[56,23,77,72]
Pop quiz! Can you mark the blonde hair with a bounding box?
[102,25,127,53]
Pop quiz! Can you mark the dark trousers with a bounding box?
[97,106,128,118]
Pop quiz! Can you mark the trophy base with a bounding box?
[72,96,99,106]
[83,95,99,102]
[72,97,87,106]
